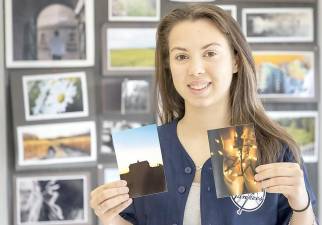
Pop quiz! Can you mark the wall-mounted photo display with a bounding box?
[101,119,143,154]
[108,0,160,21]
[23,72,89,121]
[16,121,97,167]
[253,51,315,99]
[217,5,237,21]
[98,163,120,185]
[268,111,318,163]
[242,8,314,43]
[102,26,156,75]
[121,79,150,114]
[14,173,90,225]
[5,0,94,68]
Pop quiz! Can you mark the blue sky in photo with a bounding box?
[112,124,163,173]
[108,28,156,49]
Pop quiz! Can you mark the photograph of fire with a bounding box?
[208,124,261,198]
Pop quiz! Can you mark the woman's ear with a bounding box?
[232,53,239,74]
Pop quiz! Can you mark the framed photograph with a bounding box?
[102,27,156,75]
[101,119,143,154]
[121,79,150,114]
[15,173,91,225]
[268,111,319,163]
[253,51,315,99]
[23,72,89,121]
[5,0,94,68]
[16,121,97,167]
[98,163,120,185]
[112,124,167,198]
[242,8,314,42]
[217,5,237,20]
[108,0,160,21]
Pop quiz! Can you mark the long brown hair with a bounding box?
[155,4,301,164]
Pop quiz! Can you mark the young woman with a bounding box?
[90,4,318,225]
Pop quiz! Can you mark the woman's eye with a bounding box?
[175,54,188,61]
[204,51,217,57]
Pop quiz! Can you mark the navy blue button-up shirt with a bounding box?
[120,120,317,225]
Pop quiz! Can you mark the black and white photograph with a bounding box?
[108,0,160,21]
[15,174,89,225]
[268,111,319,163]
[5,0,94,68]
[101,119,143,154]
[121,79,150,114]
[17,121,97,167]
[242,8,314,42]
[23,72,89,121]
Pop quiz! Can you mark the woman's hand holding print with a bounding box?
[254,163,309,211]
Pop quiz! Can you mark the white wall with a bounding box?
[0,0,9,224]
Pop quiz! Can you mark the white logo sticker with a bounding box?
[230,191,266,215]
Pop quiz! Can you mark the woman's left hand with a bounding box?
[254,162,308,211]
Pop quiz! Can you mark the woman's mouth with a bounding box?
[187,81,212,92]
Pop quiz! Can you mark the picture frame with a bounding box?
[23,72,89,121]
[268,111,319,163]
[108,0,160,21]
[5,0,95,68]
[121,79,150,114]
[217,5,237,20]
[102,25,156,75]
[242,8,314,43]
[253,51,315,100]
[14,172,91,225]
[16,121,97,167]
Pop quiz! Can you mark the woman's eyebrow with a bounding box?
[170,42,222,53]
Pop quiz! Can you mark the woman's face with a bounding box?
[168,19,238,110]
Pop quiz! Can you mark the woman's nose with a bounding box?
[188,58,205,76]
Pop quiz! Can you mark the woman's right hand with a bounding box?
[90,180,132,224]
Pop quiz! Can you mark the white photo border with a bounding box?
[253,50,315,99]
[15,173,91,225]
[242,8,314,43]
[217,5,237,21]
[23,72,89,121]
[5,0,95,68]
[17,121,97,167]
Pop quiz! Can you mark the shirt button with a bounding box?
[177,186,186,194]
[184,166,192,174]
[207,186,211,192]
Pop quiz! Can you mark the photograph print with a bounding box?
[108,0,160,21]
[242,8,314,42]
[98,164,120,185]
[101,119,143,154]
[103,27,156,75]
[208,124,261,198]
[15,173,89,225]
[112,124,167,198]
[17,121,97,167]
[5,0,94,68]
[268,111,318,163]
[23,72,89,121]
[253,51,315,99]
[121,79,150,114]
